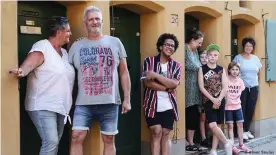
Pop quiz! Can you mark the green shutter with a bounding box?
[265,19,276,81]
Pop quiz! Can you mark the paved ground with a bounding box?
[218,134,276,155]
[186,134,276,155]
[238,140,276,155]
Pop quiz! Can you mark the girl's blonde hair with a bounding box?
[228,62,241,76]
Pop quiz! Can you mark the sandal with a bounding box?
[186,145,203,151]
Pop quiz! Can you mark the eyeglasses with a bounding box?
[245,45,253,48]
[163,43,175,48]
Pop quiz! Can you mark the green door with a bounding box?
[185,14,200,50]
[110,6,141,155]
[17,2,69,155]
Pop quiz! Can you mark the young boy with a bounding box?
[198,50,211,147]
[198,44,233,155]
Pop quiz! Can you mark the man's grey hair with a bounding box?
[83,6,102,22]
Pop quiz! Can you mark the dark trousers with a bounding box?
[240,86,259,132]
[186,105,200,130]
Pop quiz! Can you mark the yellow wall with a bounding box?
[140,10,167,140]
[1,1,20,155]
[115,0,276,141]
[251,2,276,120]
[2,1,276,155]
[0,1,2,153]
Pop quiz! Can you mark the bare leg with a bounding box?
[200,113,207,140]
[102,134,115,155]
[150,125,162,155]
[161,128,171,155]
[209,122,228,144]
[237,122,244,145]
[227,123,234,144]
[70,130,88,155]
[187,130,195,145]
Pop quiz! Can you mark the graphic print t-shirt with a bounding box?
[202,64,223,104]
[225,77,245,110]
[69,36,127,105]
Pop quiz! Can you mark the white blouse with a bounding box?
[25,39,75,124]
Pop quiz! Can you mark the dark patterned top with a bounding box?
[202,64,223,104]
[185,44,202,108]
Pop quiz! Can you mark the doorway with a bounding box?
[18,2,69,155]
[110,6,141,155]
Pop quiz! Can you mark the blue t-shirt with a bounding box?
[233,54,262,88]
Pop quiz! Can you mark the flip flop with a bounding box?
[186,145,203,151]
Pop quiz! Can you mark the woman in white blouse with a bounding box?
[9,17,75,155]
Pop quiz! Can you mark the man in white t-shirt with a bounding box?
[69,6,131,155]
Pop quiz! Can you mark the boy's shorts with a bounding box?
[203,100,225,124]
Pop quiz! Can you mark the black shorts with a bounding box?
[145,109,174,130]
[203,100,225,124]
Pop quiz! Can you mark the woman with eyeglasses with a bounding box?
[233,37,262,141]
[185,27,205,152]
[9,17,75,155]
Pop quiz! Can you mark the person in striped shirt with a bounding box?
[141,33,182,155]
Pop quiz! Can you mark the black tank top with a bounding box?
[202,64,223,103]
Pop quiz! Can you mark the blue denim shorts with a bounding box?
[225,108,244,123]
[72,104,119,135]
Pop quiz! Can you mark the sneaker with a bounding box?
[232,147,241,155]
[224,141,233,155]
[210,149,217,155]
[239,144,252,153]
[243,132,249,140]
[247,131,255,139]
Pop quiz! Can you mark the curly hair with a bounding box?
[156,33,179,53]
[185,27,204,43]
[242,37,256,50]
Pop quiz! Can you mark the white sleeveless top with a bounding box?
[25,39,75,124]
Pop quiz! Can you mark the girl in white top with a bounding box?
[9,17,74,155]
